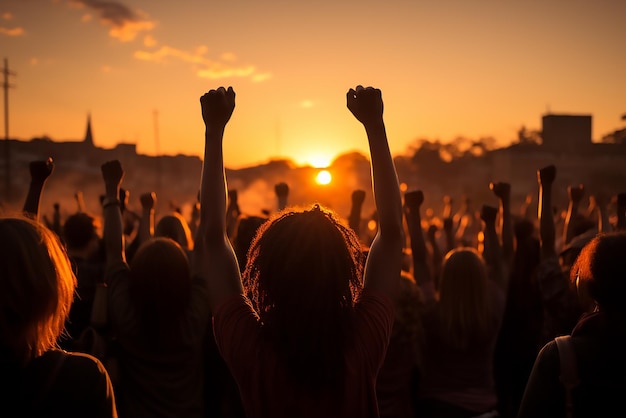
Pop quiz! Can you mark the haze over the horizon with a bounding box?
[2,0,625,169]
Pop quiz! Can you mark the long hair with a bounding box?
[436,247,495,350]
[129,237,191,349]
[155,212,194,251]
[0,217,76,365]
[243,204,364,390]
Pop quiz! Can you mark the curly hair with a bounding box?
[243,204,364,390]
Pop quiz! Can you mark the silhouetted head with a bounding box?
[437,247,495,349]
[129,237,191,346]
[233,214,268,272]
[0,217,76,365]
[243,203,364,389]
[155,212,193,251]
[62,212,100,251]
[571,231,626,315]
[244,204,364,321]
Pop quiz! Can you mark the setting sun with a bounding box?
[316,170,332,185]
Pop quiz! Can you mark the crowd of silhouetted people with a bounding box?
[1,85,626,418]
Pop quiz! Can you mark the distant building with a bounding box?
[541,114,592,152]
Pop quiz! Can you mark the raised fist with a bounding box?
[404,190,424,210]
[489,182,511,199]
[537,165,556,185]
[140,192,157,210]
[29,157,54,183]
[427,224,438,241]
[480,204,498,224]
[275,182,289,199]
[351,189,366,206]
[567,184,585,203]
[346,86,383,126]
[200,86,235,130]
[101,160,124,187]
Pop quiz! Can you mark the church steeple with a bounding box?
[84,113,94,146]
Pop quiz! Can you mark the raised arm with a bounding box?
[490,181,514,269]
[347,86,403,298]
[101,160,126,268]
[226,189,240,240]
[480,204,507,289]
[23,157,54,221]
[138,192,156,243]
[274,182,290,212]
[404,190,436,302]
[538,165,557,260]
[194,87,243,310]
[563,184,585,246]
[348,189,366,238]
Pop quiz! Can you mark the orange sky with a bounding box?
[2,0,625,168]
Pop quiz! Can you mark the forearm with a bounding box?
[195,127,243,305]
[539,185,556,259]
[500,197,514,262]
[103,185,126,266]
[23,180,46,221]
[367,123,403,237]
[363,123,403,294]
[138,207,154,243]
[563,201,579,245]
[406,211,430,285]
[199,128,228,239]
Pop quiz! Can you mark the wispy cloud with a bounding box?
[66,0,270,81]
[0,26,23,36]
[69,0,155,42]
[134,45,272,81]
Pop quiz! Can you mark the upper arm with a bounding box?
[363,226,404,298]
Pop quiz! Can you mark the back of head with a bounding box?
[233,214,268,272]
[0,217,75,364]
[129,237,191,346]
[437,247,494,349]
[571,231,626,316]
[243,204,364,389]
[155,212,193,251]
[62,212,99,251]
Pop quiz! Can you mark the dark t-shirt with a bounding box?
[213,289,394,418]
[2,349,117,418]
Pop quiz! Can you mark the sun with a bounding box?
[315,170,332,185]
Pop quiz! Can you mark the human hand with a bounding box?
[404,190,424,210]
[275,182,289,199]
[101,160,124,189]
[29,157,54,183]
[489,182,511,200]
[228,189,238,206]
[443,217,453,232]
[427,224,438,241]
[480,204,498,224]
[200,86,235,131]
[346,86,383,127]
[53,202,60,211]
[537,165,556,186]
[567,184,585,203]
[140,192,156,210]
[352,189,366,207]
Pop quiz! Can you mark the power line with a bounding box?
[2,58,16,202]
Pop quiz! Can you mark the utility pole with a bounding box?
[153,109,161,194]
[2,58,16,203]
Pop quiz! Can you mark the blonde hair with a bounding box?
[436,247,494,350]
[0,217,76,365]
